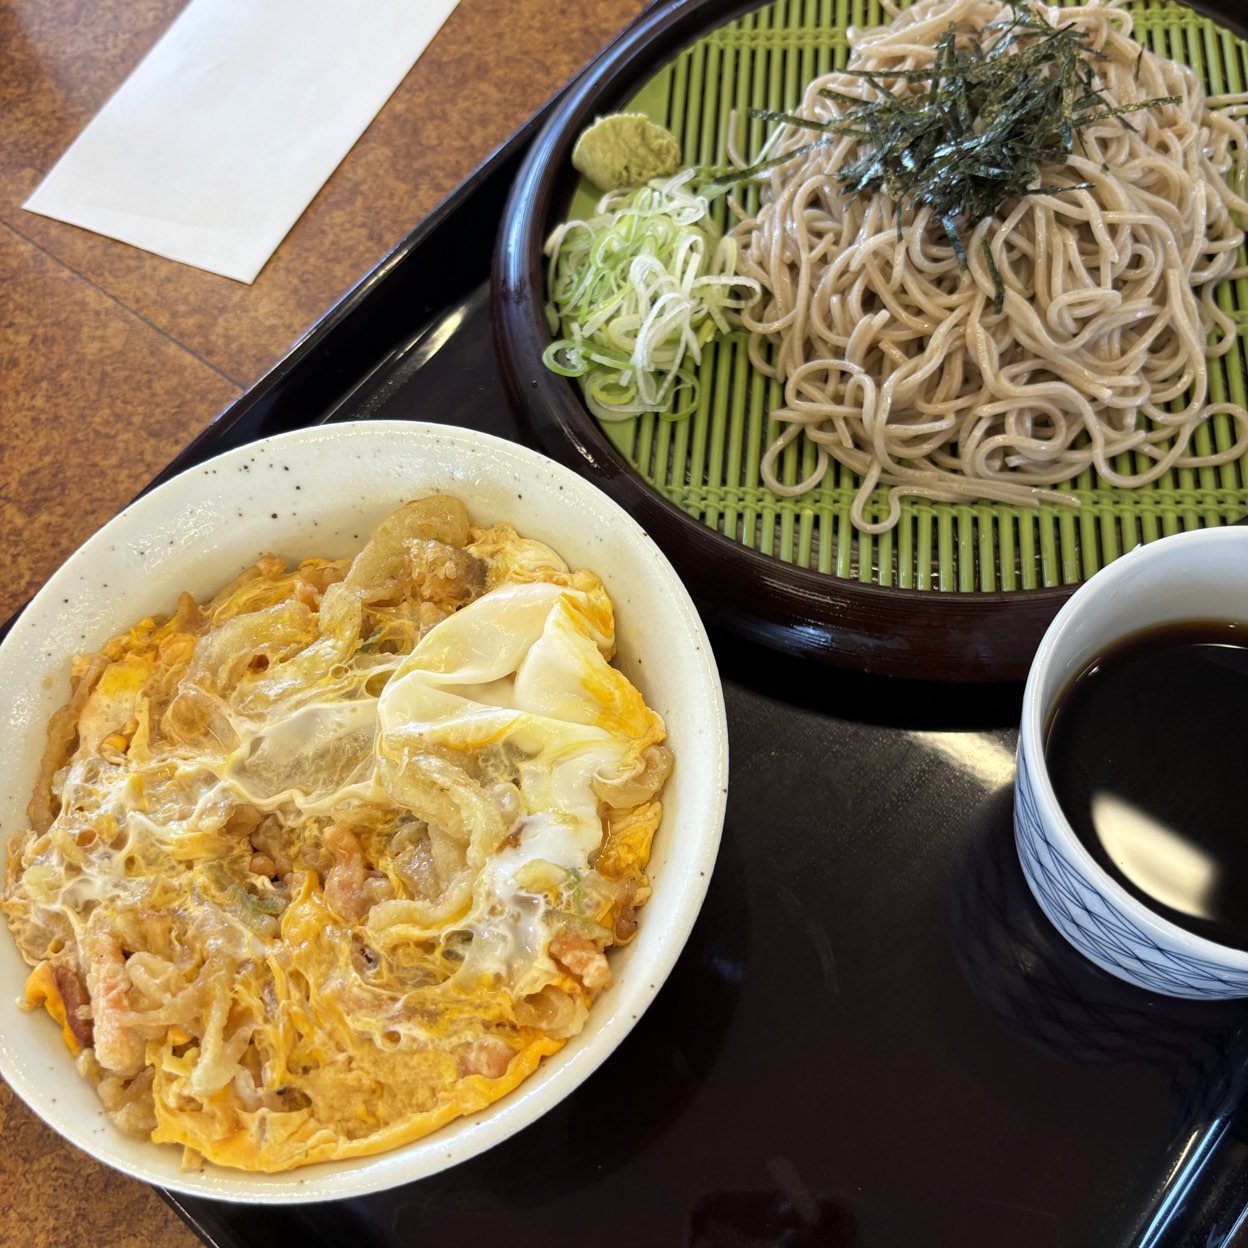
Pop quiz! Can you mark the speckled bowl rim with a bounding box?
[0,419,728,1203]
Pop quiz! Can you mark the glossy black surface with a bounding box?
[24,4,1246,1243]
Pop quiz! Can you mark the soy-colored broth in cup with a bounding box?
[1013,524,1248,999]
[1043,619,1248,951]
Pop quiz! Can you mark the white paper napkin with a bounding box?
[24,0,461,283]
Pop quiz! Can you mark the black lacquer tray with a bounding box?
[10,5,1248,1244]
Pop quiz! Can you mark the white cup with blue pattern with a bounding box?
[1015,525,1248,1000]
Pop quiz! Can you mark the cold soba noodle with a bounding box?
[732,0,1248,532]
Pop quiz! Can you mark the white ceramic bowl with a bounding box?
[1014,526,1248,999]
[0,420,728,1202]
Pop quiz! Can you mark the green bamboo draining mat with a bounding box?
[571,0,1248,594]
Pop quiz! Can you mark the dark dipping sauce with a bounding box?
[1044,620,1248,951]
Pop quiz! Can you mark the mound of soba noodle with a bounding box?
[733,0,1248,532]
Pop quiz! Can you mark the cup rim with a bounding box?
[1019,525,1248,969]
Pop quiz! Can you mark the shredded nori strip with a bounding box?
[716,4,1178,311]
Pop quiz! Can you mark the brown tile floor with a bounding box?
[0,0,646,1243]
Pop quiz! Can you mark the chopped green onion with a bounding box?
[542,170,760,421]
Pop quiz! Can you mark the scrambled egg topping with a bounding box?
[1,497,671,1172]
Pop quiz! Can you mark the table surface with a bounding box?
[0,1,647,1243]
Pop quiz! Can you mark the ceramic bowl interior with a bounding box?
[1014,526,1248,998]
[0,420,728,1202]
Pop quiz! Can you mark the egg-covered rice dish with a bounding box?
[2,496,671,1172]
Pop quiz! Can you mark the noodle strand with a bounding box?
[734,0,1248,530]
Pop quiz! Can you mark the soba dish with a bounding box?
[544,0,1248,535]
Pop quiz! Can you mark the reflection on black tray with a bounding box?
[950,795,1248,1243]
